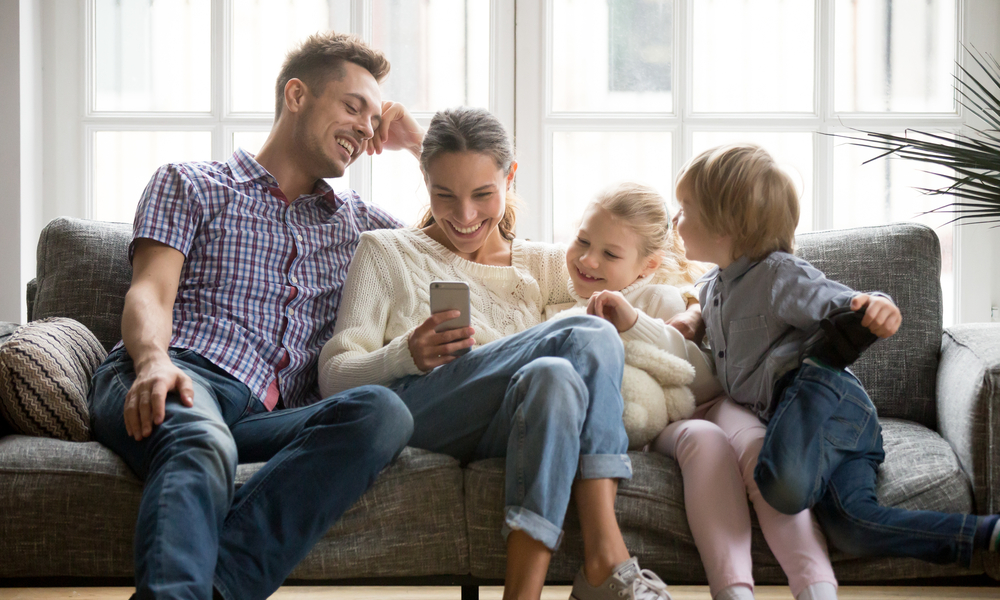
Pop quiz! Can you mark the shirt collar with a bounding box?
[228,148,275,185]
[718,254,757,283]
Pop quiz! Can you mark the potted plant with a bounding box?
[840,47,1000,225]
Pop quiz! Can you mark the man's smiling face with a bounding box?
[295,60,383,179]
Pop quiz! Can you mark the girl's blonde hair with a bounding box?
[417,107,519,240]
[594,182,707,285]
[675,143,799,262]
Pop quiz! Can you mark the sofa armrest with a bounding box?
[937,324,1000,515]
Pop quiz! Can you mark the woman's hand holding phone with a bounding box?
[408,312,476,371]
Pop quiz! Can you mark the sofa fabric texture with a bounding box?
[0,318,105,442]
[1,217,997,584]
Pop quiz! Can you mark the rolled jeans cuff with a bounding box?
[578,453,632,480]
[503,506,564,551]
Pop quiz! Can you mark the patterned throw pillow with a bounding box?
[0,318,106,441]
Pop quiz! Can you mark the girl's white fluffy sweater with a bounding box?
[318,228,573,397]
[545,273,721,403]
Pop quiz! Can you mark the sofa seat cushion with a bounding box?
[0,438,468,579]
[465,419,979,583]
[0,318,106,442]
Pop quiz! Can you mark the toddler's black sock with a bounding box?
[974,514,1000,551]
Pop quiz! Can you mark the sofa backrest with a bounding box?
[28,218,943,428]
[30,218,132,352]
[796,223,941,428]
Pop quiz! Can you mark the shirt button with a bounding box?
[718,351,724,358]
[288,308,295,316]
[296,235,303,241]
[291,276,298,283]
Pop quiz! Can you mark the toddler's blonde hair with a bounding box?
[593,182,706,285]
[675,143,798,262]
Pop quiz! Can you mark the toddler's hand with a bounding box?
[665,303,706,344]
[851,294,901,338]
[407,311,475,371]
[586,290,638,333]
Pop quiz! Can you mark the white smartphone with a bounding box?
[429,281,472,356]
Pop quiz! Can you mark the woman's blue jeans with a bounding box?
[390,315,632,551]
[88,347,413,600]
[754,363,978,567]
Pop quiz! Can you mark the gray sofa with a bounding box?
[1,217,999,591]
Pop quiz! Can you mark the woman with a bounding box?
[318,107,673,600]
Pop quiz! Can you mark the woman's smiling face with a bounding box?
[424,151,513,260]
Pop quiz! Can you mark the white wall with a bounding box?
[0,0,23,323]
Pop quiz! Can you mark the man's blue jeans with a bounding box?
[390,315,632,551]
[754,363,978,567]
[88,347,413,600]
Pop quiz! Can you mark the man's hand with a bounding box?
[665,303,705,344]
[407,311,476,372]
[851,294,901,338]
[124,355,194,441]
[367,101,424,158]
[586,290,639,333]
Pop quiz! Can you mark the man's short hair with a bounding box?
[676,143,799,262]
[274,31,390,118]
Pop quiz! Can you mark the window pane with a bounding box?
[231,0,348,114]
[371,153,428,227]
[833,137,955,325]
[552,131,672,244]
[692,0,813,113]
[552,0,673,113]
[834,0,956,112]
[691,132,813,233]
[373,0,491,112]
[93,131,212,223]
[95,0,211,112]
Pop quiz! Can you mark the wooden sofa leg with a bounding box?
[461,584,479,600]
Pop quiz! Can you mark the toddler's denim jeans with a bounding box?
[754,363,978,567]
[88,347,413,600]
[390,315,632,551]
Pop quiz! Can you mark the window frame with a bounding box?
[515,0,997,324]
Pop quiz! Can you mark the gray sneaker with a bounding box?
[569,557,672,600]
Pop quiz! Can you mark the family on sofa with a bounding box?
[86,30,1000,600]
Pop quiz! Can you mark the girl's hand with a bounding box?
[665,303,705,344]
[851,294,901,338]
[586,290,639,332]
[407,310,476,371]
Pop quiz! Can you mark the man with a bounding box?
[88,32,424,600]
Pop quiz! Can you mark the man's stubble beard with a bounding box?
[296,108,346,180]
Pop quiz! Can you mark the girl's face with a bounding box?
[424,151,515,261]
[566,204,661,298]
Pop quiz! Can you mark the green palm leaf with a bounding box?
[835,46,1000,224]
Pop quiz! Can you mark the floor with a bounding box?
[3,587,1000,599]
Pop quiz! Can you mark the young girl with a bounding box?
[556,182,840,600]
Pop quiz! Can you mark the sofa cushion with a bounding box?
[796,223,941,427]
[0,318,105,442]
[465,418,978,583]
[31,218,133,351]
[0,439,469,579]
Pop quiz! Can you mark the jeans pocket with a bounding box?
[823,393,874,451]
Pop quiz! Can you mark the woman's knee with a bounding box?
[552,315,623,361]
[516,357,588,422]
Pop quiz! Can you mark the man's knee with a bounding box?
[336,386,413,460]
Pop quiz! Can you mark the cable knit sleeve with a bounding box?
[536,242,573,306]
[318,233,422,397]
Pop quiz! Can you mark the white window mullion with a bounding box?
[815,0,834,231]
[215,0,229,159]
[349,0,373,204]
[514,0,547,242]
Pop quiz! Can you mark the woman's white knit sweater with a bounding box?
[318,228,573,397]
